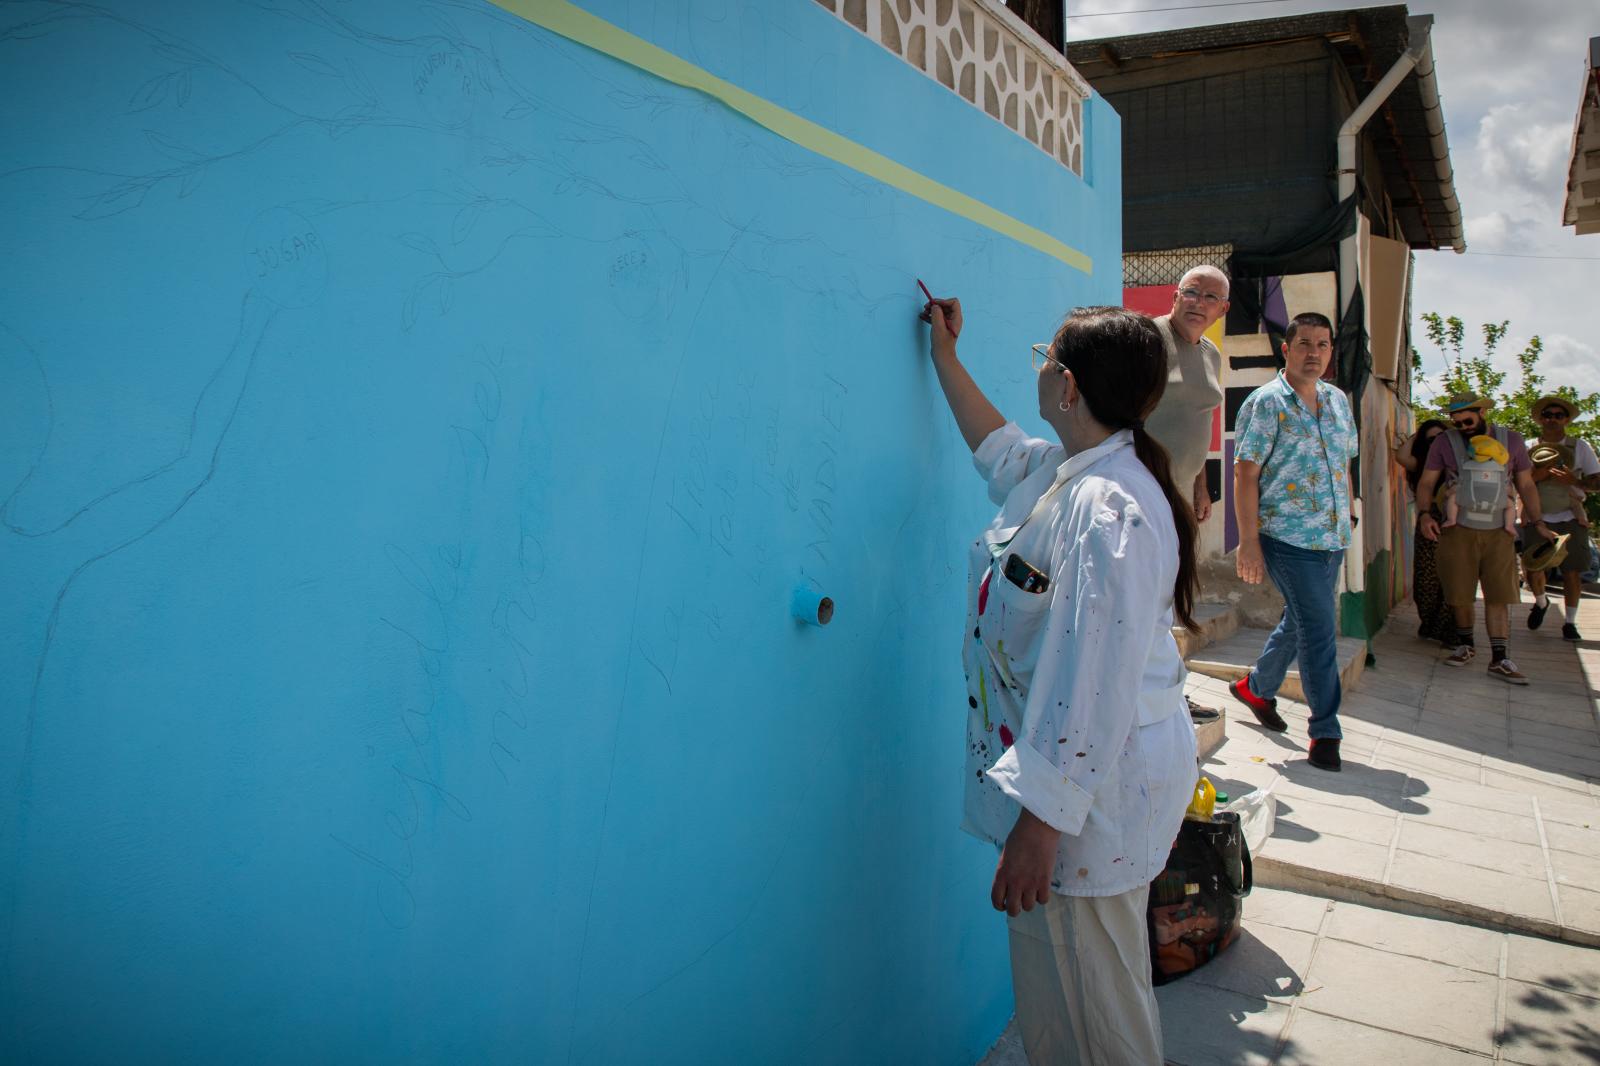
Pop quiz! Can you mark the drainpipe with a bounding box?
[1333,14,1434,608]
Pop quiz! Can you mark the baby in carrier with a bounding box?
[1439,434,1519,534]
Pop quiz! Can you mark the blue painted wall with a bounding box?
[0,2,1120,1061]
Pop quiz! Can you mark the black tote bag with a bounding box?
[1146,810,1253,985]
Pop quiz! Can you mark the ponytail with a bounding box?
[1130,424,1200,632]
[1049,307,1201,633]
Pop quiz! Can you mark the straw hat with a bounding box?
[1529,442,1564,468]
[1521,531,1571,574]
[1531,394,1579,420]
[1446,392,1493,414]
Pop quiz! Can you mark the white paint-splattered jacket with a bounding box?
[960,423,1198,896]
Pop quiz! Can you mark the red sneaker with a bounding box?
[1229,675,1288,732]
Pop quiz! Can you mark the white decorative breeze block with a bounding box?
[815,0,1089,176]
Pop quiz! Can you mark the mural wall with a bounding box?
[0,2,1121,1061]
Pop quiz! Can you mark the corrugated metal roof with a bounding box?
[1068,5,1462,252]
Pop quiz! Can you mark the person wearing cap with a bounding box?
[1415,394,1554,683]
[1226,312,1359,772]
[1524,394,1599,640]
[1146,265,1229,726]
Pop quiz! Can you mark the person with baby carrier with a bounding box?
[1524,394,1599,641]
[1415,393,1556,684]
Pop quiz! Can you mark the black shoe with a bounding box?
[1186,696,1221,723]
[1229,675,1288,732]
[1308,738,1342,772]
[1529,600,1549,630]
[1564,623,1581,641]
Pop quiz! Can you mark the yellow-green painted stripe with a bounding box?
[486,0,1092,275]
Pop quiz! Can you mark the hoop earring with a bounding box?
[1058,398,1072,413]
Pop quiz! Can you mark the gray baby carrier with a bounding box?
[1445,426,1511,531]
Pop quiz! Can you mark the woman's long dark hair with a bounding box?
[1407,419,1447,495]
[1049,307,1200,632]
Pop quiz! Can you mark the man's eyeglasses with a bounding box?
[1177,287,1225,307]
[1541,408,1571,419]
[1031,343,1066,372]
[1449,416,1477,428]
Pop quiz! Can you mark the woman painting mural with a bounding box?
[921,295,1198,1064]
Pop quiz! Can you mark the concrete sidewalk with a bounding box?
[980,590,1600,1064]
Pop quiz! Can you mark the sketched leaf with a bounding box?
[349,71,379,106]
[436,275,453,315]
[178,168,204,199]
[290,52,341,78]
[76,180,151,221]
[397,232,438,257]
[176,69,191,106]
[451,204,486,245]
[503,101,536,120]
[630,151,666,172]
[650,101,671,119]
[401,288,420,332]
[144,130,204,163]
[153,42,206,67]
[606,90,644,110]
[127,71,174,113]
[426,9,463,40]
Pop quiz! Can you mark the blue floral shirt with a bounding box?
[1233,373,1359,551]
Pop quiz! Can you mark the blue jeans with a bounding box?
[1248,535,1345,740]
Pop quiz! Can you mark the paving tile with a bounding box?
[1504,933,1600,997]
[1558,884,1600,937]
[1484,757,1599,789]
[1259,833,1390,884]
[1499,980,1600,1066]
[1154,980,1285,1066]
[1482,771,1596,803]
[1507,718,1600,748]
[1544,820,1600,855]
[1397,821,1549,882]
[1537,794,1600,827]
[1189,922,1314,1003]
[1384,729,1504,762]
[1299,939,1499,1053]
[1279,1010,1493,1065]
[1375,746,1485,784]
[1551,847,1600,890]
[1272,793,1398,846]
[1387,852,1557,922]
[1401,777,1536,816]
[1242,887,1329,935]
[1404,792,1540,836]
[1322,899,1504,974]
[1277,776,1426,818]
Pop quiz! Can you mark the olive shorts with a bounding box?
[1436,525,1520,606]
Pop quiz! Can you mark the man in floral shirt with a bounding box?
[1225,313,1359,771]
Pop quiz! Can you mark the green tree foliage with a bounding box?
[1411,313,1600,525]
[1411,313,1599,440]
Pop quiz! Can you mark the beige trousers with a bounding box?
[1006,884,1162,1066]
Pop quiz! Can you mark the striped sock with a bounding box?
[1491,639,1508,664]
[1456,627,1475,647]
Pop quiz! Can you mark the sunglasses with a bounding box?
[1540,409,1571,419]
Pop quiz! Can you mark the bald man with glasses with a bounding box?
[1147,266,1229,724]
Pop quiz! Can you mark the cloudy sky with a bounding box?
[1065,0,1600,405]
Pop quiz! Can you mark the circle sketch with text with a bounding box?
[244,207,328,309]
[413,45,475,129]
[606,231,680,321]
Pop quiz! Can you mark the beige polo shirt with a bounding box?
[1146,314,1223,490]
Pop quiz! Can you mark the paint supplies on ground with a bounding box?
[1148,782,1253,985]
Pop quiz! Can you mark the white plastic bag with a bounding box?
[1219,779,1277,855]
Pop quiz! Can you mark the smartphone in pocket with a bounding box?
[1002,552,1050,594]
